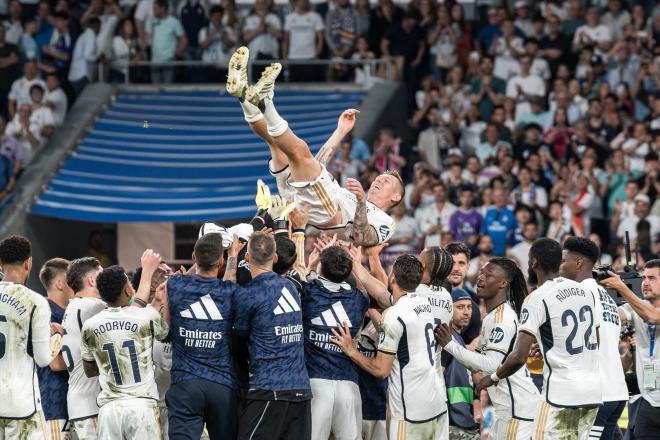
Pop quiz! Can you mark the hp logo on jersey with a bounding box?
[489,327,505,344]
[520,309,529,325]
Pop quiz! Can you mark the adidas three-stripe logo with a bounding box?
[311,301,352,327]
[180,294,223,320]
[273,287,301,315]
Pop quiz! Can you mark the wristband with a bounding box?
[133,297,148,308]
[292,229,305,235]
[490,372,500,382]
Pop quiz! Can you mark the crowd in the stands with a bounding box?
[0,0,658,269]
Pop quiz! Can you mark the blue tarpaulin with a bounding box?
[31,90,365,222]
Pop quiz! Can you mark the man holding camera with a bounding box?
[601,260,660,439]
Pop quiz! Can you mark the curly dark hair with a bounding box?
[320,246,352,283]
[96,265,128,304]
[393,255,424,292]
[0,235,32,265]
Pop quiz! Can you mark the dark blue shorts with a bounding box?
[166,378,238,440]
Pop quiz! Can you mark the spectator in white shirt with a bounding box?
[600,0,630,41]
[419,180,457,248]
[616,194,660,244]
[81,0,124,60]
[616,122,651,174]
[28,83,55,135]
[511,166,548,214]
[3,0,23,45]
[7,59,45,119]
[198,5,237,82]
[44,73,67,126]
[507,221,538,279]
[134,0,154,49]
[491,19,524,80]
[0,116,26,172]
[111,18,143,82]
[68,18,100,97]
[283,0,324,82]
[381,202,418,269]
[506,54,545,121]
[522,37,550,82]
[573,6,613,52]
[4,102,51,162]
[243,0,282,80]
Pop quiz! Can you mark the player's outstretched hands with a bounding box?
[363,242,388,257]
[314,233,338,253]
[330,321,357,356]
[270,195,298,221]
[289,205,310,231]
[227,234,246,258]
[434,324,453,348]
[255,179,271,211]
[345,178,365,202]
[141,249,162,274]
[347,245,363,266]
[475,375,496,394]
[337,109,360,135]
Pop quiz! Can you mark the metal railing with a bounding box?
[99,57,399,86]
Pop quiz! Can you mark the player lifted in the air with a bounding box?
[226,46,403,246]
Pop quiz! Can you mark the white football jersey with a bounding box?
[378,294,446,422]
[81,306,169,408]
[477,303,540,420]
[582,278,628,402]
[519,277,602,407]
[62,296,106,420]
[153,340,172,406]
[336,187,396,244]
[0,281,52,418]
[412,284,453,377]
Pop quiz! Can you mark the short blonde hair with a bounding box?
[384,170,405,205]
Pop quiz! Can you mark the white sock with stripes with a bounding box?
[262,98,288,138]
[239,99,263,124]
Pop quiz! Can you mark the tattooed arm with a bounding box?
[223,234,245,283]
[346,178,380,247]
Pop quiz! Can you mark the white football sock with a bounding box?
[263,98,288,138]
[239,99,263,124]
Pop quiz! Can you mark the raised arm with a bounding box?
[346,179,380,247]
[315,109,360,165]
[603,271,660,324]
[348,246,391,309]
[223,234,245,283]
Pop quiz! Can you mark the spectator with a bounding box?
[458,106,488,155]
[0,23,20,119]
[134,0,154,49]
[512,166,548,214]
[506,54,546,120]
[199,5,237,83]
[461,154,489,188]
[507,221,538,277]
[567,172,595,236]
[5,103,45,162]
[617,121,651,174]
[0,116,25,172]
[573,6,613,53]
[491,18,524,80]
[178,0,206,62]
[449,185,483,246]
[3,0,23,45]
[354,0,371,38]
[111,18,143,83]
[150,0,187,84]
[351,36,376,86]
[476,6,502,54]
[476,123,511,164]
[367,128,406,174]
[29,83,54,128]
[615,194,660,244]
[33,0,53,51]
[600,0,631,41]
[599,149,635,215]
[282,0,324,82]
[380,13,426,87]
[243,0,282,80]
[516,96,552,130]
[369,0,403,53]
[325,0,357,80]
[20,17,39,61]
[8,59,45,119]
[546,199,572,241]
[466,234,494,285]
[480,188,516,256]
[43,73,67,126]
[381,202,417,268]
[68,17,100,98]
[427,4,457,82]
[40,12,73,76]
[334,139,365,186]
[539,14,570,75]
[470,55,505,123]
[405,165,435,212]
[524,37,551,83]
[419,181,457,248]
[81,0,124,60]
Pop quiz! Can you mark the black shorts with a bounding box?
[237,398,311,440]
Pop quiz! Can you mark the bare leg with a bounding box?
[249,119,288,172]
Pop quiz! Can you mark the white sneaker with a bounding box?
[226,46,249,98]
[246,63,282,107]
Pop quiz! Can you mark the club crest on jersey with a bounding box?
[520,309,529,325]
[489,327,505,344]
[379,225,390,241]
